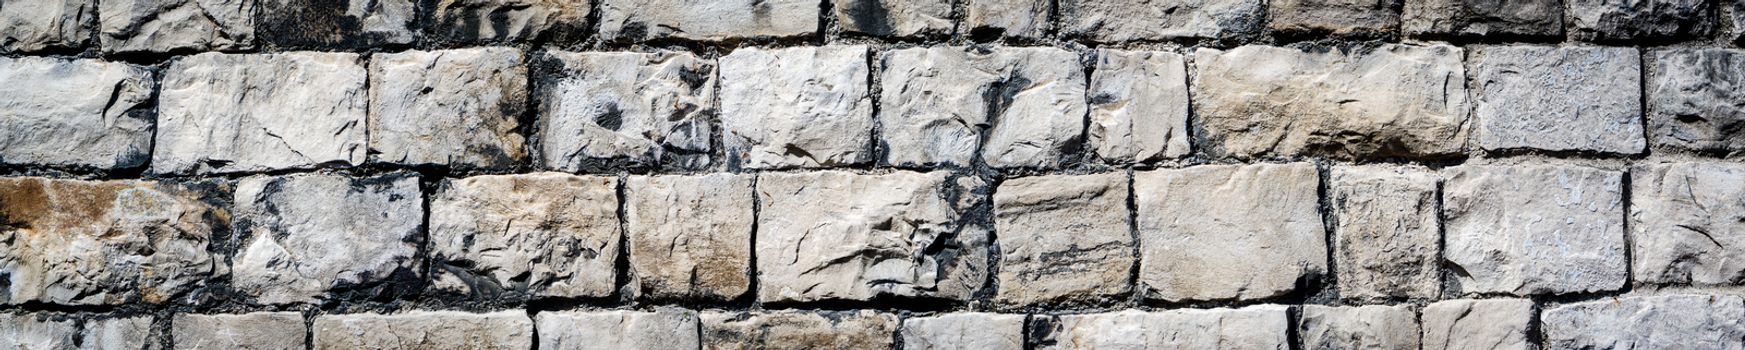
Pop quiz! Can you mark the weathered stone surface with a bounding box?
[370,47,528,169]
[98,0,253,53]
[1421,299,1534,350]
[430,173,620,299]
[1268,0,1402,36]
[1442,165,1627,295]
[174,312,307,350]
[756,171,988,303]
[0,57,154,169]
[964,0,1050,40]
[231,173,423,305]
[537,309,698,350]
[1134,164,1326,302]
[902,313,1024,350]
[598,0,819,42]
[1472,45,1645,154]
[431,0,589,43]
[701,310,898,350]
[1330,166,1440,300]
[1631,162,1745,285]
[625,174,753,301]
[720,46,873,169]
[1194,44,1469,159]
[1569,0,1710,42]
[0,314,76,349]
[1735,1,1745,43]
[156,52,368,174]
[540,51,716,171]
[1038,306,1291,349]
[879,46,1087,168]
[1543,294,1745,349]
[0,0,93,52]
[313,311,533,350]
[1300,305,1420,349]
[1089,50,1190,163]
[84,317,154,350]
[0,178,224,306]
[1060,0,1265,41]
[993,173,1132,306]
[256,0,416,48]
[832,0,952,37]
[1402,0,1562,38]
[1648,48,1745,154]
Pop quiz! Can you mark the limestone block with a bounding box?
[993,173,1132,306]
[1134,163,1326,302]
[1472,45,1645,154]
[1089,50,1190,163]
[540,51,716,171]
[1300,305,1420,349]
[432,0,590,43]
[1543,294,1745,349]
[98,0,253,53]
[831,0,953,37]
[81,317,154,350]
[1442,165,1627,295]
[598,0,818,42]
[230,173,423,305]
[1330,166,1441,300]
[1268,0,1402,36]
[256,0,416,48]
[429,173,620,299]
[156,52,367,174]
[1038,306,1291,349]
[964,0,1050,40]
[625,174,754,301]
[1632,162,1745,285]
[1402,0,1563,38]
[901,313,1024,350]
[879,46,1086,168]
[313,311,533,350]
[1569,0,1711,42]
[1648,48,1745,154]
[1421,299,1535,350]
[0,0,93,52]
[536,309,699,350]
[0,57,154,169]
[174,312,307,350]
[720,46,873,169]
[1060,0,1265,41]
[0,314,76,349]
[370,47,528,169]
[701,310,897,350]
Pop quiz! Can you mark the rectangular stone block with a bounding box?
[901,313,1024,350]
[1472,45,1645,154]
[1568,0,1711,42]
[98,0,253,54]
[313,311,532,350]
[1402,0,1562,39]
[720,45,873,169]
[174,312,307,350]
[1442,165,1627,295]
[993,172,1132,306]
[370,47,528,169]
[539,51,716,171]
[701,310,897,350]
[1194,44,1468,159]
[626,174,753,301]
[256,0,416,48]
[1330,166,1441,300]
[1037,306,1290,349]
[964,0,1049,40]
[1543,294,1745,349]
[598,0,818,42]
[831,0,952,38]
[1648,48,1745,154]
[84,316,154,350]
[230,173,423,305]
[156,52,368,174]
[756,171,988,303]
[431,0,589,43]
[1089,50,1190,163]
[1421,299,1534,350]
[1267,0,1401,36]
[1135,163,1326,302]
[879,46,1087,168]
[430,173,620,299]
[1060,0,1264,42]
[0,57,155,169]
[536,309,699,350]
[1632,162,1745,285]
[0,0,93,52]
[0,314,76,349]
[1300,305,1420,349]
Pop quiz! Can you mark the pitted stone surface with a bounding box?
[313,311,533,350]
[1569,0,1710,42]
[432,0,589,43]
[156,52,368,174]
[537,309,700,350]
[1402,0,1563,38]
[1648,48,1745,154]
[0,178,224,306]
[720,46,873,169]
[174,312,307,350]
[701,310,898,350]
[1089,50,1190,163]
[993,173,1132,306]
[901,313,1025,350]
[1135,163,1326,302]
[1631,162,1745,285]
[1194,44,1469,159]
[1268,0,1401,36]
[598,0,819,42]
[0,57,154,169]
[1472,45,1645,154]
[1039,307,1291,349]
[84,317,153,350]
[965,0,1050,40]
[626,174,754,301]
[879,46,1087,168]
[1060,0,1265,42]
[756,171,988,303]
[1331,166,1441,300]
[1300,305,1420,349]
[98,0,253,53]
[0,314,76,349]
[430,173,620,299]
[832,0,953,37]
[257,0,416,48]
[1421,299,1535,350]
[541,51,716,171]
[1543,294,1745,350]
[231,173,423,305]
[1442,165,1627,295]
[370,47,528,169]
[0,0,92,52]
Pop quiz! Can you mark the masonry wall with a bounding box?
[2,0,1745,349]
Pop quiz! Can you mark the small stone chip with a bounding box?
[430,173,621,299]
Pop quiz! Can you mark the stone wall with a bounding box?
[2,0,1745,349]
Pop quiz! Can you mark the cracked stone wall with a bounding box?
[3,0,1745,349]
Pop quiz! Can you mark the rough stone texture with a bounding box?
[1134,164,1326,302]
[879,46,1087,168]
[720,46,873,169]
[0,314,76,349]
[1060,0,1265,42]
[1648,48,1745,154]
[1631,162,1745,285]
[1330,166,1441,301]
[1038,306,1291,349]
[173,312,307,350]
[901,313,1025,350]
[625,174,753,301]
[429,173,620,299]
[993,173,1132,306]
[540,51,716,171]
[1300,305,1421,349]
[1194,44,1469,159]
[155,52,368,174]
[1472,45,1645,154]
[1089,50,1190,163]
[256,0,417,48]
[1268,0,1402,36]
[84,317,154,350]
[1402,0,1563,38]
[0,0,92,52]
[370,47,528,169]
[0,178,224,306]
[1442,165,1628,295]
[313,311,533,350]
[230,173,424,305]
[964,0,1050,40]
[701,310,898,350]
[431,0,590,43]
[537,309,700,350]
[0,57,154,169]
[756,171,988,303]
[1569,0,1710,42]
[598,0,819,42]
[1543,294,1745,349]
[98,0,253,54]
[1736,0,1745,43]
[832,0,953,37]
[1421,299,1535,350]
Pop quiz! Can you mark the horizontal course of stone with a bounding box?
[5,0,1745,349]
